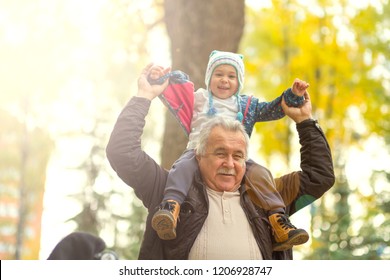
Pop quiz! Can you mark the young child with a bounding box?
[148,50,310,251]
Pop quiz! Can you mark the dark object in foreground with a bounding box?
[47,232,118,260]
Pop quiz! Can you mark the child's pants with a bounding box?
[244,159,285,214]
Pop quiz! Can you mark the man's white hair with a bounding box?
[195,117,249,159]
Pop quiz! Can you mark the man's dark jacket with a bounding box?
[106,97,335,260]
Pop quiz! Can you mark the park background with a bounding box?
[0,0,389,260]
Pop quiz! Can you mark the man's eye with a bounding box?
[215,152,226,158]
[233,154,244,160]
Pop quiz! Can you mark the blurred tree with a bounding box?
[161,0,246,168]
[242,0,390,259]
[307,0,390,260]
[352,1,390,139]
[0,0,150,259]
[60,0,153,259]
[0,104,53,260]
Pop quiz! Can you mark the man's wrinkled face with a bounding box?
[196,126,246,192]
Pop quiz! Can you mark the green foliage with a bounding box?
[114,197,147,260]
[242,0,390,259]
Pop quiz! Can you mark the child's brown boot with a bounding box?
[152,200,180,240]
[269,213,309,251]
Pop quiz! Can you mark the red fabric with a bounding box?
[159,81,195,136]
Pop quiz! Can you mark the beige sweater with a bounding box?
[188,187,263,260]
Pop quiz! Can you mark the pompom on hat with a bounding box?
[205,50,245,121]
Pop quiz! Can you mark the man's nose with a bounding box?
[223,155,235,167]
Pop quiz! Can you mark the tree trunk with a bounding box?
[162,0,245,168]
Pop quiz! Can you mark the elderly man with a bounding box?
[106,64,335,260]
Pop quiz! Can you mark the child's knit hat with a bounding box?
[205,50,245,95]
[205,50,245,121]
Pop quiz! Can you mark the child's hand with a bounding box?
[282,90,313,123]
[137,63,171,100]
[291,78,309,96]
[148,65,171,85]
[149,65,165,80]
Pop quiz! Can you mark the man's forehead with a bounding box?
[213,146,245,155]
[207,127,246,150]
